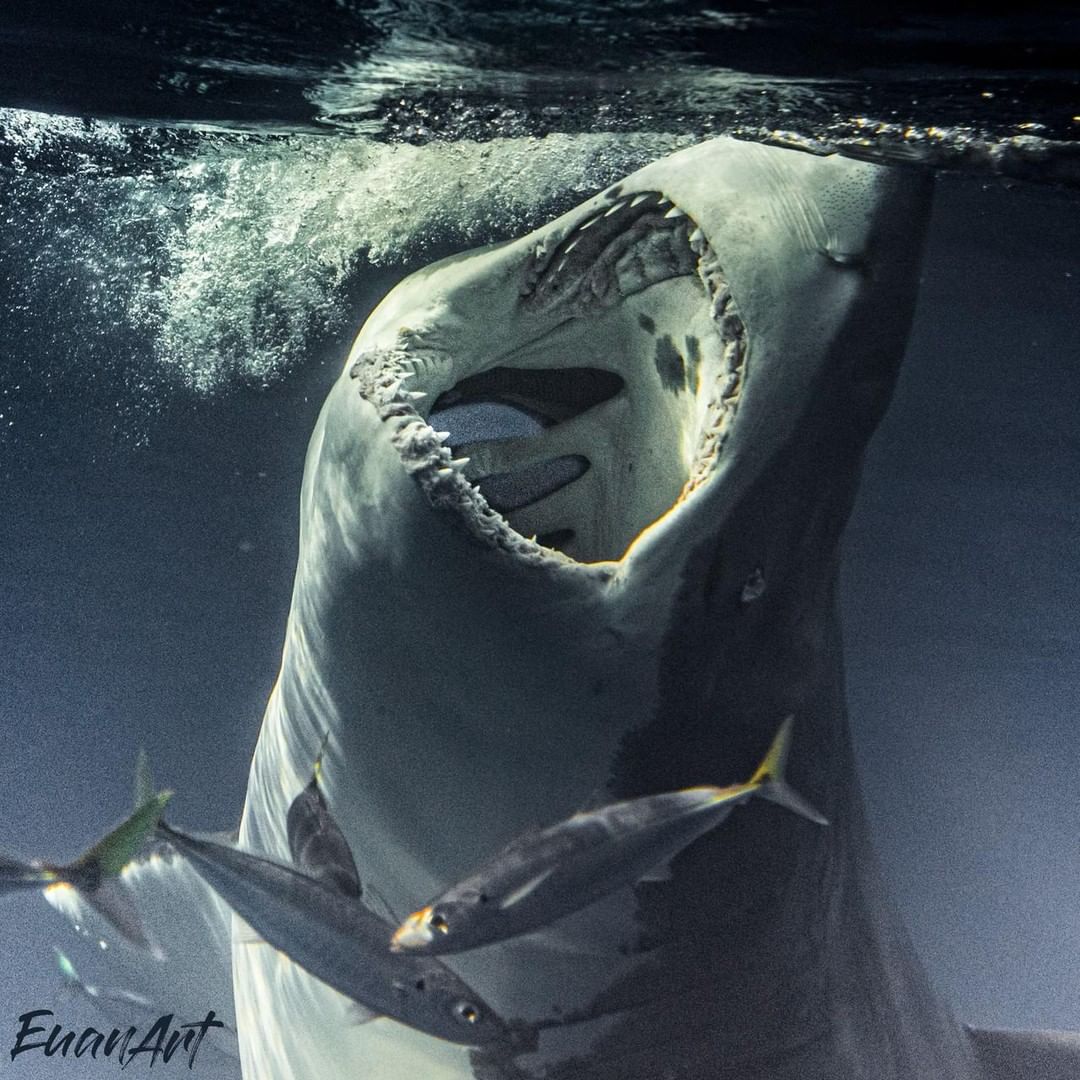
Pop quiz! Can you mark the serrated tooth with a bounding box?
[689,227,704,245]
[564,237,580,253]
[578,215,600,232]
[405,389,427,400]
[433,430,451,441]
[630,193,650,207]
[664,205,687,220]
[657,196,673,208]
[436,467,455,479]
[603,200,627,217]
[451,457,470,469]
[555,257,568,276]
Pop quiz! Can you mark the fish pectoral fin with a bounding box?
[637,861,672,883]
[499,866,558,910]
[345,1002,382,1026]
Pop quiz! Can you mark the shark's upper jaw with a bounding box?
[348,184,747,565]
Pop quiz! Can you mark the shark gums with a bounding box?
[49,138,1080,1080]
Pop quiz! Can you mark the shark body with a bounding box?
[45,137,1080,1080]
[235,137,968,1079]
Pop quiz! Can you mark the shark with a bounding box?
[231,135,962,1080]
[47,137,1080,1080]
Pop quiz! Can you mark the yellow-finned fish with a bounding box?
[391,716,825,956]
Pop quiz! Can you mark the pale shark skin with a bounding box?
[231,135,982,1080]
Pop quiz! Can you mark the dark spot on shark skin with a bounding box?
[638,313,656,334]
[654,335,685,392]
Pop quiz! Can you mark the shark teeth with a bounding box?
[523,190,704,313]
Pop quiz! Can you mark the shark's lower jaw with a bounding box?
[350,191,746,565]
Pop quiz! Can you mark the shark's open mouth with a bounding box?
[350,189,746,564]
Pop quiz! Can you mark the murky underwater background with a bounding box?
[0,3,1078,1076]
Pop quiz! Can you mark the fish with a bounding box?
[153,818,528,1051]
[391,715,826,955]
[1,788,171,955]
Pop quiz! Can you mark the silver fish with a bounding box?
[392,716,825,955]
[154,820,527,1051]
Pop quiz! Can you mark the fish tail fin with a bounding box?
[748,716,828,826]
[58,768,173,956]
[55,755,173,953]
[72,789,174,882]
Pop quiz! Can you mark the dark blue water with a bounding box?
[0,5,1078,1076]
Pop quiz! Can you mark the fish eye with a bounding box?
[453,1001,481,1025]
[430,912,449,933]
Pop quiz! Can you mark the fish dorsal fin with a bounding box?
[499,865,557,910]
[285,745,362,899]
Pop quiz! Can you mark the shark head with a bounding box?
[343,137,926,570]
[235,139,973,1080]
